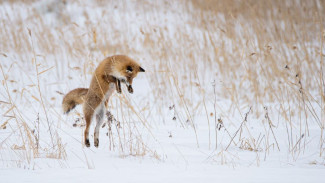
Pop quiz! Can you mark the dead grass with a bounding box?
[0,0,324,167]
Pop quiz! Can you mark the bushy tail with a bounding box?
[62,88,88,114]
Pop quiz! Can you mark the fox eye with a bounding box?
[126,66,133,73]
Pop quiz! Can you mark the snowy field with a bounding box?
[0,0,325,182]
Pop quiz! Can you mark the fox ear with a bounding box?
[139,67,145,72]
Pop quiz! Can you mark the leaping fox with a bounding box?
[62,55,145,147]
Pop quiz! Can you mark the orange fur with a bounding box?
[62,55,145,147]
[62,88,88,114]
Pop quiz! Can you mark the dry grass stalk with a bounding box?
[0,0,324,166]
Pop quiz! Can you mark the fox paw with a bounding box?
[117,87,122,94]
[128,85,133,94]
[85,139,90,147]
[94,139,99,148]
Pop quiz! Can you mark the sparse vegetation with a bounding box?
[0,0,324,171]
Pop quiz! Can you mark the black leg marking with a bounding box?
[85,139,90,147]
[128,85,133,94]
[117,80,122,94]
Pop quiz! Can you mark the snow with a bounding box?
[0,0,324,182]
[1,165,324,183]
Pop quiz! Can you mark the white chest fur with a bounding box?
[111,69,127,81]
[104,83,116,101]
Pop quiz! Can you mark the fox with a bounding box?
[62,55,145,147]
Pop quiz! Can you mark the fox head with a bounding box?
[110,55,145,87]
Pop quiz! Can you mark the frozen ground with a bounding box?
[1,121,324,183]
[0,0,325,182]
[1,164,324,183]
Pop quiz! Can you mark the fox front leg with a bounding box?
[102,75,121,94]
[127,85,133,94]
[116,79,122,94]
[120,78,133,93]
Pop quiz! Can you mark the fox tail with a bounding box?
[62,88,88,114]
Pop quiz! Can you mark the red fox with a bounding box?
[62,55,145,147]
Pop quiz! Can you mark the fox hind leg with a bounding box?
[84,103,96,147]
[84,113,92,147]
[94,104,105,148]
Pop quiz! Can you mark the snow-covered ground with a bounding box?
[0,0,324,182]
